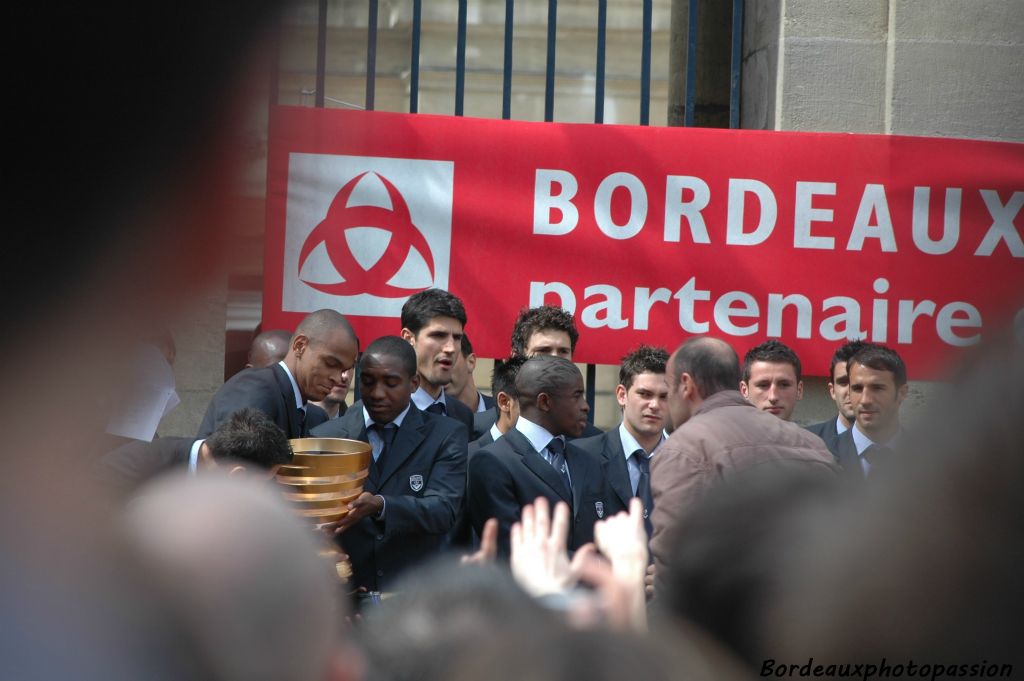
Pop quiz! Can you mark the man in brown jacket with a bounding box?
[650,337,836,596]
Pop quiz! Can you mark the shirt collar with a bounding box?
[489,422,503,443]
[852,422,903,455]
[836,415,849,435]
[618,422,662,460]
[411,386,445,412]
[476,392,487,413]
[277,361,304,411]
[363,403,412,430]
[188,438,205,475]
[515,415,559,454]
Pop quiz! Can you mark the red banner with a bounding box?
[263,106,1024,378]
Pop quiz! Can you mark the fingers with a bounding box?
[534,496,550,545]
[550,501,570,550]
[479,518,499,560]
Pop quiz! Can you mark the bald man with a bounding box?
[198,309,359,439]
[246,329,292,369]
[466,355,621,557]
[650,337,835,595]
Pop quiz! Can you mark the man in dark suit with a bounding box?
[399,289,475,437]
[473,304,601,439]
[447,334,495,413]
[198,309,358,439]
[575,345,669,538]
[311,336,466,592]
[805,340,869,457]
[97,407,292,497]
[833,344,910,480]
[471,355,527,451]
[467,355,622,557]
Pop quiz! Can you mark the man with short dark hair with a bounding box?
[834,344,909,479]
[97,407,292,497]
[198,309,358,439]
[472,356,527,449]
[311,336,467,591]
[650,337,835,595]
[246,329,292,369]
[805,340,869,456]
[576,345,669,537]
[740,340,804,421]
[467,355,620,556]
[400,289,475,436]
[447,334,495,414]
[511,305,580,359]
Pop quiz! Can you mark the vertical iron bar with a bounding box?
[455,0,468,115]
[410,0,422,113]
[586,364,597,425]
[366,0,378,111]
[684,0,699,126]
[729,0,743,128]
[544,0,557,122]
[502,0,515,119]
[640,0,653,125]
[594,0,607,123]
[315,0,327,107]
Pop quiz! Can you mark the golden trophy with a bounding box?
[278,438,372,582]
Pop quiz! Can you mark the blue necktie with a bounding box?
[547,438,571,495]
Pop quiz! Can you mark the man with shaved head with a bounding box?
[245,329,292,369]
[198,309,358,438]
[650,337,835,596]
[467,355,621,556]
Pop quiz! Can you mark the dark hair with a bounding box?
[205,407,292,468]
[828,340,869,381]
[847,344,907,387]
[491,355,528,398]
[510,306,579,356]
[742,340,802,382]
[671,338,741,399]
[619,345,669,389]
[361,336,418,378]
[460,333,474,358]
[401,289,467,335]
[515,356,581,408]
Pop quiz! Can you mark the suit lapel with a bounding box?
[507,429,572,503]
[272,364,303,438]
[602,432,634,508]
[375,407,427,488]
[835,430,866,482]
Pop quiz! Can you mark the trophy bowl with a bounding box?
[278,438,372,525]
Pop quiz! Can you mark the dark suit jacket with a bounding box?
[472,407,603,441]
[834,429,867,482]
[310,404,467,591]
[574,429,634,514]
[95,436,194,497]
[467,427,620,557]
[197,364,327,439]
[441,395,474,441]
[479,392,496,411]
[805,417,842,458]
